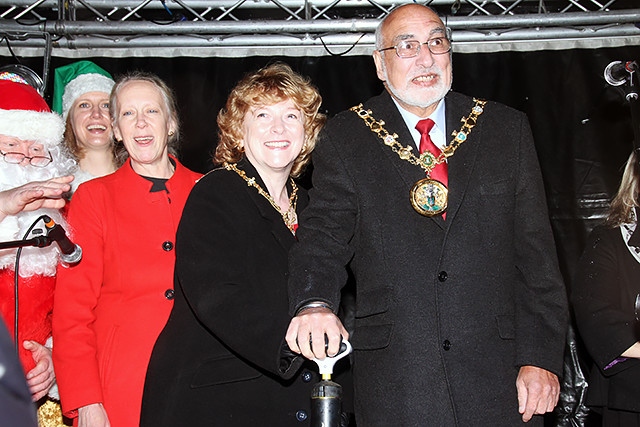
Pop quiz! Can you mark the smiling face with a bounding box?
[69,91,112,152]
[373,5,453,117]
[112,80,175,173]
[241,98,305,180]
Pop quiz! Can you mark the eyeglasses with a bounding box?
[0,150,53,167]
[379,37,452,58]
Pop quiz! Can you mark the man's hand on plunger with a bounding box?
[286,305,349,360]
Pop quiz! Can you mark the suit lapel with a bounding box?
[445,92,482,223]
[363,92,426,190]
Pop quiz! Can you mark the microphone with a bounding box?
[43,216,82,265]
[604,60,638,86]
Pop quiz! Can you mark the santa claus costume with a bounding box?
[0,76,76,426]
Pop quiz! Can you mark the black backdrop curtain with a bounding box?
[2,45,640,424]
[4,46,633,286]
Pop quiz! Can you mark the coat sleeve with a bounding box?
[52,183,106,418]
[512,112,568,375]
[176,174,302,378]
[287,121,359,314]
[571,227,640,375]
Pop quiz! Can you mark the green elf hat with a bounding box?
[52,60,114,118]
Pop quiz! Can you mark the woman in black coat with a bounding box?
[139,63,348,426]
[572,149,640,426]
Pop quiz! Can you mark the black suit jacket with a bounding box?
[0,319,37,427]
[141,159,337,426]
[572,225,640,412]
[289,91,568,426]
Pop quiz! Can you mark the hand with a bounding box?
[78,403,111,427]
[0,175,74,221]
[23,340,55,401]
[516,365,560,422]
[285,306,349,360]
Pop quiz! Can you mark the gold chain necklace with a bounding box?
[224,162,298,234]
[350,98,486,175]
[350,98,486,217]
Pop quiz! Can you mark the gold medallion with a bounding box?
[410,178,448,216]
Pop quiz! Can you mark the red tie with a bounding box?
[416,119,448,187]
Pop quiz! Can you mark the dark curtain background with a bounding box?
[5,46,629,289]
[2,44,640,424]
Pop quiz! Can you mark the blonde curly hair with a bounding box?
[606,149,640,227]
[214,62,325,178]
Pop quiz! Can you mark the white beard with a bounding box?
[380,58,453,110]
[0,148,77,277]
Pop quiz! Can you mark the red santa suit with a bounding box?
[0,79,76,375]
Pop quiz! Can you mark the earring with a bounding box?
[168,130,175,136]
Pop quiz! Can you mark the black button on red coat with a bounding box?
[164,289,175,300]
[162,241,174,251]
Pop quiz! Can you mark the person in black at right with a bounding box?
[573,149,640,426]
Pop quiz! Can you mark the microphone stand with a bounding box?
[628,92,640,152]
[0,214,55,356]
[617,66,640,150]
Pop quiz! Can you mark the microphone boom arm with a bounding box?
[0,235,53,250]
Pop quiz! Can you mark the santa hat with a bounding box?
[0,63,45,95]
[0,79,64,150]
[53,60,114,118]
[0,78,75,277]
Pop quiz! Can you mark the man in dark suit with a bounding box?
[285,4,568,426]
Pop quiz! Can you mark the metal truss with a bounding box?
[0,0,639,58]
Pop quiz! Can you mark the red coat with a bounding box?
[52,157,200,426]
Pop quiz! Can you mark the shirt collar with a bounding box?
[393,97,447,150]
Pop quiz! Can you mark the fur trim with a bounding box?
[70,168,95,192]
[62,73,114,118]
[0,153,76,277]
[0,109,64,150]
[0,215,19,245]
[0,207,66,277]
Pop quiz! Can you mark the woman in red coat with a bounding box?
[52,72,201,427]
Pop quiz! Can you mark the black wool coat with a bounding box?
[0,320,37,427]
[572,225,640,413]
[288,90,569,426]
[140,159,345,426]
